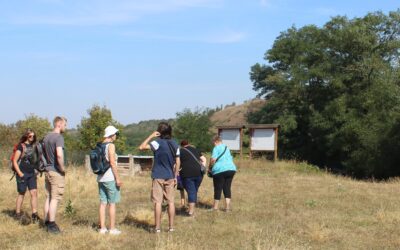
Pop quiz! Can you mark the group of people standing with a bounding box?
[11,119,237,235]
[12,116,67,234]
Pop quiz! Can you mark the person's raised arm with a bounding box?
[139,131,160,150]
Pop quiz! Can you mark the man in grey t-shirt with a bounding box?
[43,116,67,234]
[44,132,64,173]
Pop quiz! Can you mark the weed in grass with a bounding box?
[64,199,77,218]
[305,199,317,208]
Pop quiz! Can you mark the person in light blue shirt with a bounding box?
[208,135,237,212]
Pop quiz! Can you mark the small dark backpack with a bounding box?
[34,140,49,173]
[90,142,111,175]
[9,143,26,172]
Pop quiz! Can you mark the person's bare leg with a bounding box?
[99,203,107,229]
[168,202,175,229]
[213,200,220,210]
[154,203,162,230]
[29,189,38,214]
[188,202,195,215]
[48,199,59,221]
[44,197,50,222]
[16,194,25,214]
[180,190,185,209]
[109,204,116,229]
[225,198,231,211]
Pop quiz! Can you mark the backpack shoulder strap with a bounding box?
[20,143,26,160]
[215,146,227,163]
[181,146,202,167]
[100,142,111,161]
[166,140,177,158]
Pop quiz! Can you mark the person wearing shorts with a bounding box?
[139,122,180,233]
[97,125,122,235]
[12,129,39,224]
[43,116,67,234]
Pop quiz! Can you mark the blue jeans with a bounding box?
[182,176,203,203]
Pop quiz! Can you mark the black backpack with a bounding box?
[34,140,49,174]
[90,142,111,175]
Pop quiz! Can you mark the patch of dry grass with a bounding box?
[1,160,400,249]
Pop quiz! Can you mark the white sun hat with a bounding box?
[104,125,119,138]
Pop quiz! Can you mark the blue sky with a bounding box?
[0,0,398,128]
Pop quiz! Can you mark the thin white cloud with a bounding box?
[122,30,246,44]
[2,0,223,26]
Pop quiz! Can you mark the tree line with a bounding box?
[248,10,400,178]
[0,105,214,165]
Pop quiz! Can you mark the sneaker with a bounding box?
[47,222,61,234]
[168,228,175,233]
[14,212,22,221]
[207,208,218,212]
[152,228,161,233]
[31,213,40,224]
[109,228,121,235]
[99,228,108,234]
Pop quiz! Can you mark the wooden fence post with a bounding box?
[128,154,134,176]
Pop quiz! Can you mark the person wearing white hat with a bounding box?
[97,125,122,235]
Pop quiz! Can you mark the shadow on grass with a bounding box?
[1,209,32,225]
[72,219,98,230]
[197,201,213,210]
[122,213,153,232]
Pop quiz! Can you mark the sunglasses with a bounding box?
[28,134,35,139]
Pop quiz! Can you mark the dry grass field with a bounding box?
[1,159,400,250]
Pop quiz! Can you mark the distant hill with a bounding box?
[123,118,174,152]
[122,99,266,151]
[210,98,266,128]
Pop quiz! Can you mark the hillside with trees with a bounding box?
[248,10,400,178]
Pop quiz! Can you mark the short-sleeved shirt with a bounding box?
[97,143,118,183]
[211,144,237,175]
[179,146,203,178]
[43,132,64,173]
[150,139,180,179]
[17,143,35,174]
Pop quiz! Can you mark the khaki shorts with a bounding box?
[151,179,175,204]
[45,171,65,201]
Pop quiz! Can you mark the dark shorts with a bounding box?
[16,173,37,194]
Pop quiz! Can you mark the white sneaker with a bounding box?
[109,228,121,235]
[99,228,108,234]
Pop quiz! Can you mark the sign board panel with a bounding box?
[251,128,275,151]
[220,129,241,151]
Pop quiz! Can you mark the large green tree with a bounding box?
[0,114,52,165]
[78,105,126,154]
[249,10,400,178]
[174,108,213,152]
[15,114,52,140]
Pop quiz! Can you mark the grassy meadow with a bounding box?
[1,159,400,249]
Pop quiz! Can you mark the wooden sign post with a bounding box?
[216,126,244,158]
[248,124,279,161]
